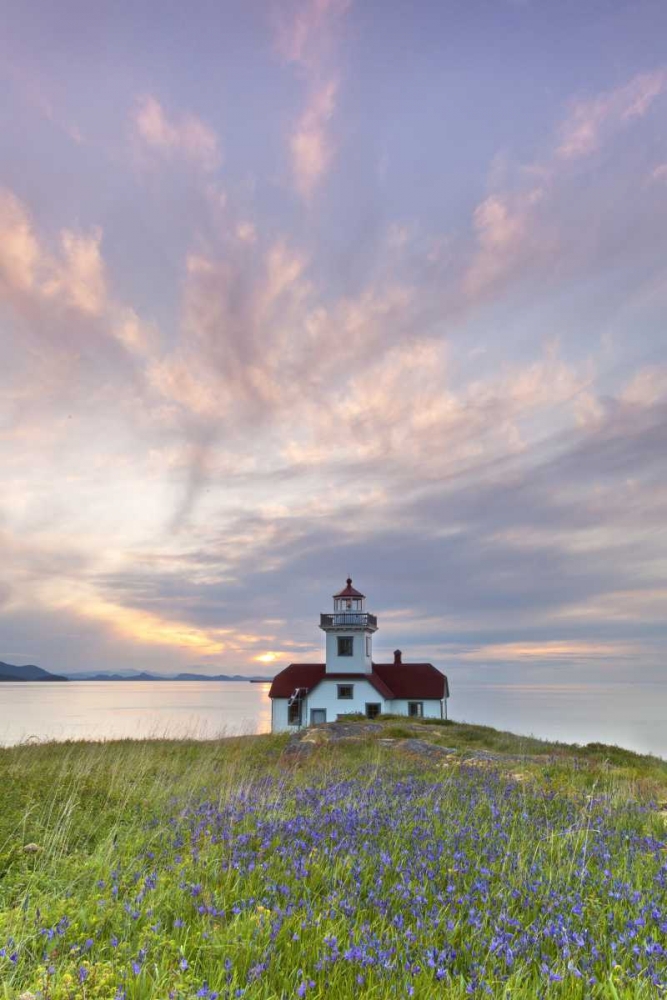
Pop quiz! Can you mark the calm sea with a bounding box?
[0,679,664,758]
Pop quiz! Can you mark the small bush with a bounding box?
[382,725,414,738]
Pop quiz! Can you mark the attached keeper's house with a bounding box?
[269,579,449,732]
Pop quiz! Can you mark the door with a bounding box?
[310,709,326,725]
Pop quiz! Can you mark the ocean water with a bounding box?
[0,681,272,746]
[0,679,664,758]
[450,681,666,759]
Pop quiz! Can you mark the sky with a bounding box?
[1,0,666,689]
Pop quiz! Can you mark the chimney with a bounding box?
[393,649,402,665]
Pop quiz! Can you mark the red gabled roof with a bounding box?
[333,577,365,599]
[268,664,394,700]
[268,663,325,699]
[269,661,448,700]
[373,662,448,700]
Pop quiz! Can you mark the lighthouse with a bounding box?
[268,578,449,732]
[319,578,377,674]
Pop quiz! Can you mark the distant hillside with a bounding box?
[76,671,159,681]
[0,661,68,682]
[62,670,273,682]
[173,672,272,682]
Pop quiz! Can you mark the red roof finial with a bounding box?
[346,577,352,586]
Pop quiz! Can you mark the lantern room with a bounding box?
[333,577,365,613]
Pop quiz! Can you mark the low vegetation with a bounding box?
[0,721,665,998]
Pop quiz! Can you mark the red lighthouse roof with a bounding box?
[268,662,448,700]
[333,577,365,599]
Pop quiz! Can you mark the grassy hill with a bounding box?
[0,719,665,998]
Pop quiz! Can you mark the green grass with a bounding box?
[0,722,665,999]
[376,717,667,792]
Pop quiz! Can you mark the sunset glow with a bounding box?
[1,0,666,690]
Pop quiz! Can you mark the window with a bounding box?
[408,701,424,718]
[337,684,354,699]
[337,636,353,656]
[366,636,371,656]
[310,709,326,725]
[365,703,381,719]
[287,701,301,726]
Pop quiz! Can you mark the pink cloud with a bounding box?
[43,228,107,316]
[460,640,640,662]
[0,189,39,294]
[236,221,257,244]
[464,188,544,295]
[290,79,338,199]
[0,189,107,316]
[274,2,350,202]
[621,365,667,406]
[556,68,667,160]
[133,95,221,172]
[0,186,161,372]
[112,308,159,357]
[273,0,351,71]
[277,333,597,482]
[463,69,667,301]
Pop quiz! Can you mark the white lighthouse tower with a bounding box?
[319,578,378,674]
[267,578,448,731]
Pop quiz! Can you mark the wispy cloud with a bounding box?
[463,68,667,301]
[290,79,338,199]
[0,56,85,144]
[236,220,257,244]
[0,184,160,413]
[133,95,221,172]
[0,189,39,294]
[464,187,545,294]
[0,188,107,317]
[556,68,667,159]
[460,640,640,663]
[620,365,667,406]
[43,228,107,316]
[273,0,351,71]
[274,1,350,201]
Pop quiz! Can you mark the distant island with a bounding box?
[0,661,68,682]
[0,662,273,683]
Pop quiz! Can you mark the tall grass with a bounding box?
[1,730,665,998]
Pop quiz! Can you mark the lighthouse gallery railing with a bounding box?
[320,612,377,628]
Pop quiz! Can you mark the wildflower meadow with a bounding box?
[1,724,666,999]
